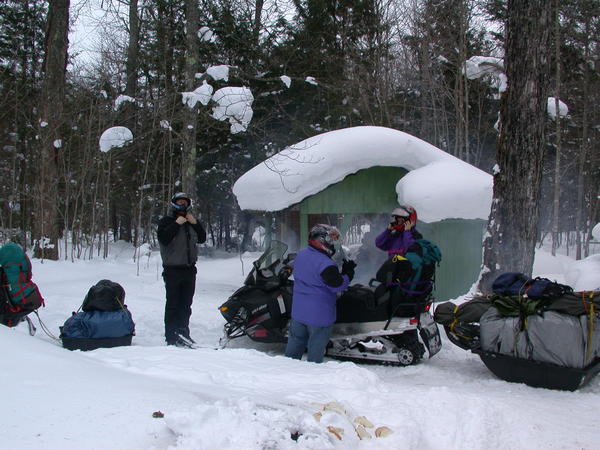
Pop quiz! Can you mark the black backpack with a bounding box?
[81,280,126,312]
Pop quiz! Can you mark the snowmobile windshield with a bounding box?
[245,240,289,285]
[255,240,288,272]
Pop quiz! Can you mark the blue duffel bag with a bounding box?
[491,272,573,300]
[60,309,135,351]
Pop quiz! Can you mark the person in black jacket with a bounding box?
[157,192,207,346]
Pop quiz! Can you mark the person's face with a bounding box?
[392,215,408,224]
[329,229,340,242]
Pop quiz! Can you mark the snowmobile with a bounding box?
[219,240,442,366]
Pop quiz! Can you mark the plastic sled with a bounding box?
[472,348,600,391]
[61,334,133,351]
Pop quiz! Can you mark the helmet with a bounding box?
[392,205,417,224]
[171,192,192,212]
[308,224,340,256]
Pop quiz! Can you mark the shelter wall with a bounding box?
[271,166,486,300]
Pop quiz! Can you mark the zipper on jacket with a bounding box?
[184,224,192,265]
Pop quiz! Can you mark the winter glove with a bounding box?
[341,259,357,281]
[389,222,404,235]
[186,212,197,224]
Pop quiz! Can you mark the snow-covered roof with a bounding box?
[233,126,493,223]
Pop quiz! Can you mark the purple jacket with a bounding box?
[375,228,419,256]
[291,246,350,327]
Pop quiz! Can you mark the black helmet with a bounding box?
[171,192,192,212]
[308,224,340,256]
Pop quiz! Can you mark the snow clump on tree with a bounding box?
[211,87,254,134]
[99,126,133,152]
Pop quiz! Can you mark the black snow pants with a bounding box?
[162,265,197,344]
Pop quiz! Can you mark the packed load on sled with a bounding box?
[60,279,135,351]
[434,272,600,390]
[219,239,442,366]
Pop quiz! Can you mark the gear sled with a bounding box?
[434,287,600,391]
[219,240,442,366]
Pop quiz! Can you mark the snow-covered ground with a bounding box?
[2,242,599,450]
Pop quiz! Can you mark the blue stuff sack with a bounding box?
[492,272,573,300]
[60,309,135,339]
[492,272,530,297]
[526,277,573,299]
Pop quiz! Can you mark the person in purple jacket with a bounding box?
[285,224,355,363]
[375,205,422,256]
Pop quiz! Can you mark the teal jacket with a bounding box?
[0,243,36,304]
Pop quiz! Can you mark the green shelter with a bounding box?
[233,126,492,301]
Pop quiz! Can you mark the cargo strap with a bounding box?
[583,292,596,363]
[33,311,61,344]
[449,305,459,333]
[448,305,474,341]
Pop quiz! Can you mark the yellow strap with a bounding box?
[449,305,460,333]
[585,303,595,363]
[392,255,407,262]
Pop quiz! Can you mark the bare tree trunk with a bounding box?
[253,0,264,46]
[34,0,70,260]
[551,0,561,256]
[454,0,468,160]
[181,0,200,194]
[119,0,141,244]
[575,15,591,261]
[479,0,552,291]
[126,0,140,100]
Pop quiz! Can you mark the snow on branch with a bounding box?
[464,56,504,80]
[465,56,569,118]
[181,81,214,108]
[211,87,254,134]
[198,26,217,42]
[280,75,292,88]
[114,94,136,111]
[305,76,318,86]
[99,126,133,152]
[206,65,230,82]
[547,97,569,120]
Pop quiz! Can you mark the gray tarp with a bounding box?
[480,307,600,368]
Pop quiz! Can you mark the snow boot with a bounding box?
[173,333,197,349]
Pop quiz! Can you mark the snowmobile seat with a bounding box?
[336,283,431,324]
[374,281,430,318]
[371,279,411,311]
[336,284,390,323]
